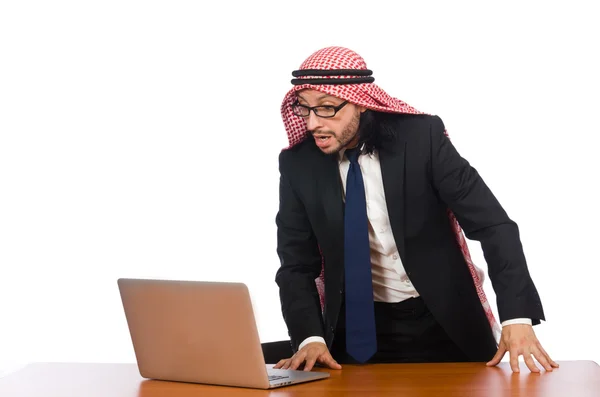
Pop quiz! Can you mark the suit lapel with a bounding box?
[379,138,407,263]
[313,147,345,277]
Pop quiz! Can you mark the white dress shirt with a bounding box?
[299,148,530,350]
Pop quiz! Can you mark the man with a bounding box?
[265,46,557,374]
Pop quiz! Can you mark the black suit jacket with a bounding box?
[274,113,545,362]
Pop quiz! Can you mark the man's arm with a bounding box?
[428,116,545,324]
[275,153,325,352]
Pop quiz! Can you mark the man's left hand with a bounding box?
[486,324,559,373]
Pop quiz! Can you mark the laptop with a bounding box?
[117,278,330,389]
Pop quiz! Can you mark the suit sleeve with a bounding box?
[274,152,325,351]
[428,116,545,325]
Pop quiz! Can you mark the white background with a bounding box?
[1,0,599,374]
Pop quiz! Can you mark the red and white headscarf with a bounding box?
[280,46,501,341]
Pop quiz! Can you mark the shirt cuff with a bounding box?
[298,336,326,350]
[501,318,532,327]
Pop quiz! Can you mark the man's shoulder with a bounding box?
[278,137,320,166]
[381,112,444,137]
[374,112,445,151]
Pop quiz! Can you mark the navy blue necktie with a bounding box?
[343,147,377,363]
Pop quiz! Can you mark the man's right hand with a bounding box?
[273,342,342,371]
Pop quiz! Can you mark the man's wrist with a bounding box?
[298,336,326,350]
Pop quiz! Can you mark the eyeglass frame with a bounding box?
[291,100,349,119]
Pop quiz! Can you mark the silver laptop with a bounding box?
[117,278,330,389]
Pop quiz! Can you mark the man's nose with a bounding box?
[305,110,323,132]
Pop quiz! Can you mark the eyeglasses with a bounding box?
[291,100,349,118]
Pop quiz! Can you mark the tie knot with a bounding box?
[345,147,361,165]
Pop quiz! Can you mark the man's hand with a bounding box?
[273,342,342,372]
[486,324,559,373]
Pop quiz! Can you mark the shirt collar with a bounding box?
[338,143,375,164]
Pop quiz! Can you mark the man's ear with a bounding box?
[359,106,367,113]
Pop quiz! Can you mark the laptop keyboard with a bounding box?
[268,375,290,381]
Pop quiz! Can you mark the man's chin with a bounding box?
[318,146,342,156]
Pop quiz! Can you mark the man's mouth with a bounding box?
[313,135,333,147]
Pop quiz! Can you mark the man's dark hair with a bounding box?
[356,110,401,155]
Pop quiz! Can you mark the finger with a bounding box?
[289,352,307,371]
[509,349,520,373]
[537,343,560,368]
[320,352,342,369]
[281,359,293,370]
[273,359,287,369]
[523,351,541,373]
[531,345,554,371]
[486,343,507,366]
[304,355,317,372]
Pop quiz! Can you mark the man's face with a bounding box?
[295,90,365,155]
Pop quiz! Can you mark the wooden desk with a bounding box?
[0,361,598,396]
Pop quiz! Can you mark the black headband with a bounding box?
[291,68,375,85]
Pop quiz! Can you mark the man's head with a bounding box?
[293,89,366,154]
[280,46,422,151]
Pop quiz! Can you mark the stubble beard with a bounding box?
[318,111,361,155]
